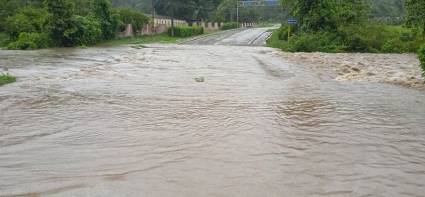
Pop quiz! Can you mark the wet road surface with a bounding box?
[183,27,273,46]
[1,28,425,197]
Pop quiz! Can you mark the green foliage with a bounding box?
[92,0,117,40]
[291,0,368,32]
[339,25,424,53]
[221,22,239,30]
[7,32,52,50]
[284,32,345,52]
[168,26,204,37]
[63,15,102,46]
[276,25,298,41]
[114,8,149,32]
[419,44,425,77]
[4,6,49,38]
[272,0,425,53]
[405,0,425,34]
[45,0,75,46]
[271,23,425,53]
[0,32,10,47]
[0,73,16,86]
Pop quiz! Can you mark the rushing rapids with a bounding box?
[1,28,425,197]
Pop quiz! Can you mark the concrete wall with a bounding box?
[117,24,135,38]
[201,22,222,32]
[241,23,255,28]
[141,18,189,35]
[119,18,255,37]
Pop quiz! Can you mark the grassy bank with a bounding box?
[0,73,16,86]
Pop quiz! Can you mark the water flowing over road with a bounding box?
[1,28,425,197]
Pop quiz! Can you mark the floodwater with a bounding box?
[1,29,425,197]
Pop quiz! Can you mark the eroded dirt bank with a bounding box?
[275,52,425,90]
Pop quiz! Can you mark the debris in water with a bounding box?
[131,45,147,49]
[194,77,205,82]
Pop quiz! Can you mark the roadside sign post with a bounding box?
[288,25,291,42]
[287,19,297,42]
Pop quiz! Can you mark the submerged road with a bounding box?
[1,28,425,197]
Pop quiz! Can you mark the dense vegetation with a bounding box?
[0,0,151,49]
[168,26,204,37]
[267,0,425,76]
[270,0,424,53]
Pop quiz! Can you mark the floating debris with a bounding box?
[131,45,148,49]
[194,77,205,82]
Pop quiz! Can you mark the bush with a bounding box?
[0,32,10,47]
[63,15,102,46]
[92,0,117,40]
[221,22,239,30]
[277,25,298,41]
[272,23,425,53]
[114,8,150,32]
[168,26,204,37]
[419,44,425,77]
[4,6,48,38]
[7,32,51,50]
[0,73,16,86]
[45,0,75,47]
[284,32,345,52]
[338,24,390,52]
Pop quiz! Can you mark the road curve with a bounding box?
[182,27,273,46]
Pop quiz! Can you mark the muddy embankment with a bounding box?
[275,52,425,90]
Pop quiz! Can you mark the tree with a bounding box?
[281,0,367,32]
[0,0,44,31]
[92,0,117,40]
[4,6,49,38]
[44,0,75,46]
[114,8,150,32]
[405,0,425,34]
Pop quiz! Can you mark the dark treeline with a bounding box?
[110,0,285,23]
[109,0,407,23]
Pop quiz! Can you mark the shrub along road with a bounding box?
[1,27,425,197]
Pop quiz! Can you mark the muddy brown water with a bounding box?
[1,44,425,197]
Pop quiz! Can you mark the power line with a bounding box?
[238,0,280,7]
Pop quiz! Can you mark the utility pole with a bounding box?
[152,0,155,33]
[171,3,175,37]
[236,0,239,27]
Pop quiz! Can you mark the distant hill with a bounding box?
[110,0,152,13]
[370,0,404,18]
[109,0,405,22]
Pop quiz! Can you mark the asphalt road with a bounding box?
[182,27,274,46]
